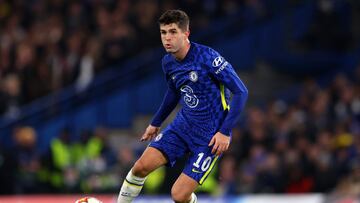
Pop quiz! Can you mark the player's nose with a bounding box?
[163,33,171,40]
[164,36,171,41]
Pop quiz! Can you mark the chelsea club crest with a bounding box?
[155,133,163,142]
[189,71,198,82]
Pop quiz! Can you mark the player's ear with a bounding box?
[184,30,190,38]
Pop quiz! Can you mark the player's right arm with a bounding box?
[141,57,180,141]
[141,86,179,141]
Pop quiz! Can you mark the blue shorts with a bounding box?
[149,127,219,185]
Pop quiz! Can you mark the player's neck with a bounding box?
[173,41,191,61]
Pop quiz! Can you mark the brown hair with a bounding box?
[158,9,189,31]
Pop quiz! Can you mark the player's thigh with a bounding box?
[171,173,198,202]
[132,146,167,177]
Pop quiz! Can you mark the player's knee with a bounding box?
[132,159,150,177]
[171,188,190,203]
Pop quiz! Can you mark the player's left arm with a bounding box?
[206,50,248,155]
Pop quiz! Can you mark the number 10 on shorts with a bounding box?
[193,152,212,172]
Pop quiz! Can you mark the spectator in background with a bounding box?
[131,0,159,50]
[283,148,314,193]
[11,126,43,193]
[75,37,99,92]
[218,155,238,195]
[45,128,79,192]
[254,152,283,193]
[332,159,360,197]
[75,128,117,193]
[0,74,22,119]
[238,107,274,160]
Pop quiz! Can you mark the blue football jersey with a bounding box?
[155,42,247,144]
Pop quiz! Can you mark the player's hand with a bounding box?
[140,125,160,142]
[209,132,230,156]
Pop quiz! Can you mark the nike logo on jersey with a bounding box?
[192,168,202,173]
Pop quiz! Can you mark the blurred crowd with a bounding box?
[0,125,120,194]
[0,0,274,119]
[1,0,360,197]
[0,67,359,195]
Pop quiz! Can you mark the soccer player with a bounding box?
[117,9,248,203]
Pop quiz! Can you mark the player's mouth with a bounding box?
[165,44,172,49]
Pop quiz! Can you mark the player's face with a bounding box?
[160,23,189,54]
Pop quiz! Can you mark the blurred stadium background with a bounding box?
[0,0,359,202]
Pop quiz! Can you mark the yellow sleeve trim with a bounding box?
[220,84,230,111]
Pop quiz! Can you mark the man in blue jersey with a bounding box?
[117,10,248,203]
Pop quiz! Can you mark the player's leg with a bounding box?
[117,146,167,203]
[171,173,198,203]
[132,146,168,177]
[172,144,219,203]
[118,128,187,203]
